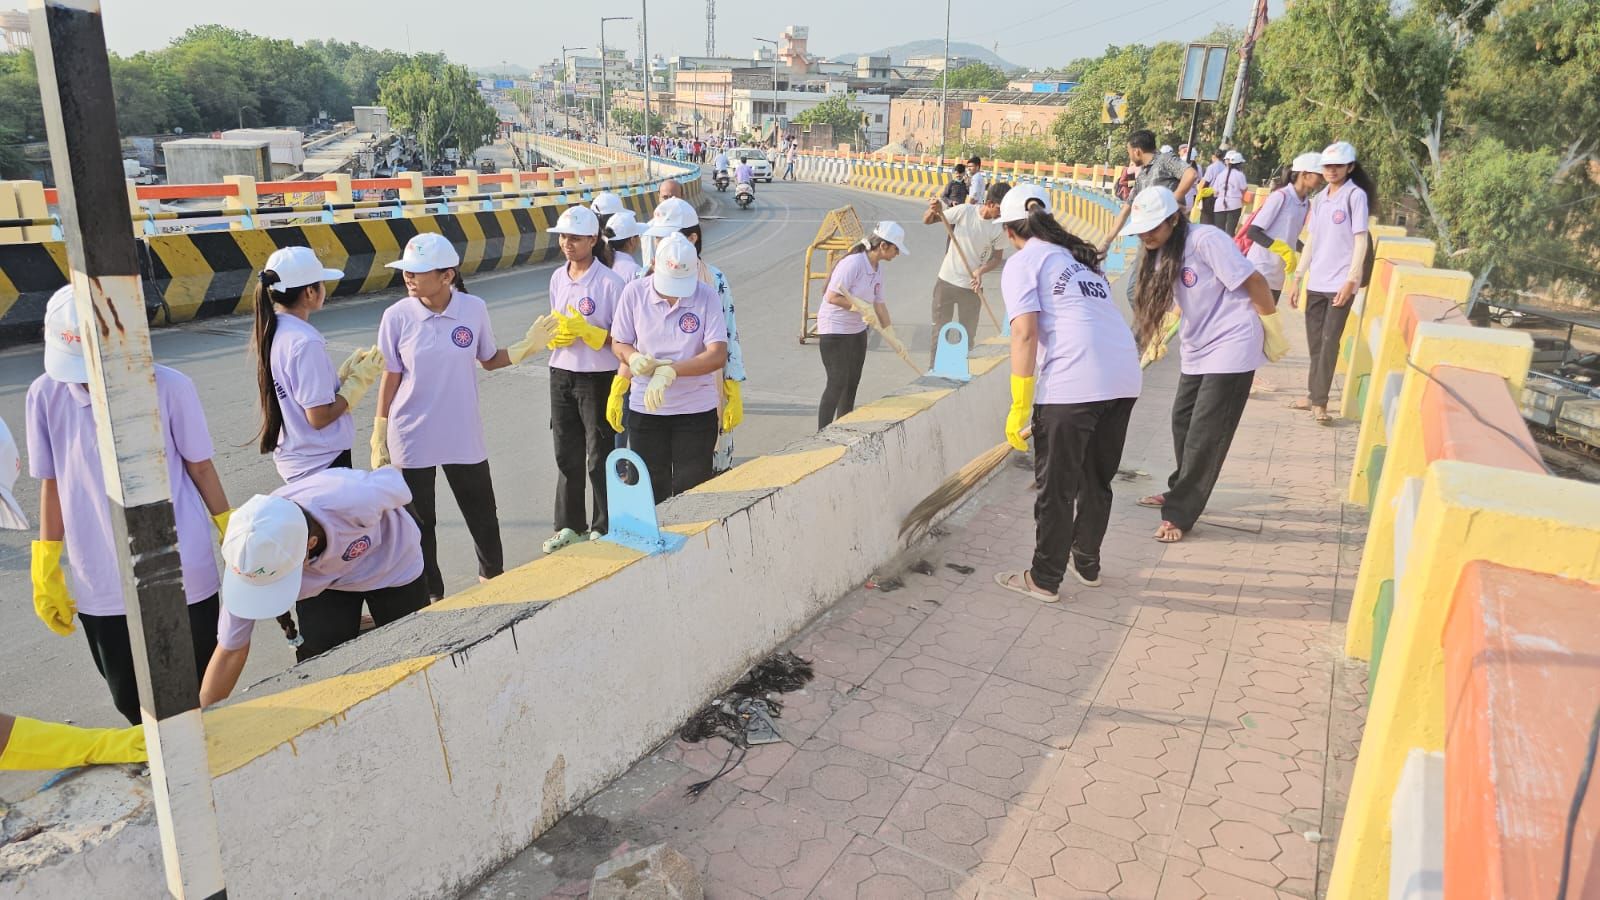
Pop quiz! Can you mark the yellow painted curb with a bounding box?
[687,445,847,494]
[833,389,954,426]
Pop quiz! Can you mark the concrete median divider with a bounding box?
[2,346,1011,898]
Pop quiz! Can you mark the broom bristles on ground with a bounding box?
[899,428,1030,538]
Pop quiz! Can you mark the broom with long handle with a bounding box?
[899,316,1179,538]
[839,289,923,376]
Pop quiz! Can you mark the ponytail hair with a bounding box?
[448,268,467,293]
[825,234,889,283]
[1002,209,1104,275]
[1129,214,1189,351]
[1347,161,1380,216]
[252,270,318,455]
[592,232,616,269]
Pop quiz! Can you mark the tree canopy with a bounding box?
[792,94,867,146]
[377,55,498,164]
[943,62,1009,92]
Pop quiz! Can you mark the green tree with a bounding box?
[0,51,44,142]
[943,62,1008,91]
[792,93,867,146]
[379,56,498,163]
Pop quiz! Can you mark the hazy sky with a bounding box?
[97,0,1285,72]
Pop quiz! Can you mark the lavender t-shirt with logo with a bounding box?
[215,467,423,650]
[1305,182,1370,293]
[377,291,497,468]
[1002,238,1141,405]
[1245,188,1310,290]
[270,313,355,481]
[1172,225,1267,376]
[817,251,883,336]
[26,366,220,616]
[549,260,625,373]
[611,278,728,416]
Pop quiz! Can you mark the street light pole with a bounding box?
[641,0,652,177]
[600,16,633,149]
[753,36,778,145]
[938,0,951,163]
[29,1,227,894]
[561,44,589,137]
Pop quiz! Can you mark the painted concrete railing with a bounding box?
[1325,236,1600,896]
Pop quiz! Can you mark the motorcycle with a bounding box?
[714,170,729,192]
[735,182,754,210]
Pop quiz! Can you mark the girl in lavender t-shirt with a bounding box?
[1123,187,1288,544]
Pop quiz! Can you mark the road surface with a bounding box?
[0,175,996,727]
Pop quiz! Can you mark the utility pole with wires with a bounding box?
[1221,0,1269,147]
[28,0,227,896]
[705,0,715,57]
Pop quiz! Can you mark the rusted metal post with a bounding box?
[28,1,227,896]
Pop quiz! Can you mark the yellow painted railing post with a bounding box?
[399,172,427,211]
[1336,236,1437,419]
[1335,224,1412,379]
[1344,322,1532,660]
[1347,265,1475,505]
[1330,462,1600,899]
[326,173,356,223]
[223,175,257,231]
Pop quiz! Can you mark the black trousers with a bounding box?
[550,368,615,534]
[818,331,869,429]
[930,280,982,365]
[1303,290,1352,407]
[1029,398,1137,593]
[628,409,719,503]
[294,575,428,663]
[79,594,219,726]
[401,461,504,599]
[1164,371,1254,531]
[325,448,353,471]
[1215,208,1242,237]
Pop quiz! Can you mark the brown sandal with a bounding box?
[1154,521,1185,543]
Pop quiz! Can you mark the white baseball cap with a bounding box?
[385,232,461,273]
[872,220,910,255]
[221,493,308,621]
[652,232,701,299]
[1159,145,1173,154]
[998,184,1051,223]
[604,209,648,241]
[1119,186,1181,236]
[263,246,343,291]
[645,197,699,236]
[1224,150,1245,164]
[591,191,626,216]
[550,205,601,237]
[0,416,28,530]
[1292,152,1324,174]
[42,284,87,384]
[1321,141,1358,165]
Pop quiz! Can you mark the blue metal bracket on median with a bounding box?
[929,322,972,382]
[600,448,687,555]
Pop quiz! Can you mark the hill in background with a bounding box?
[827,40,1022,73]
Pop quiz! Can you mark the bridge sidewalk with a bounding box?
[467,332,1368,899]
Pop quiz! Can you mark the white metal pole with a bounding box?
[642,0,652,177]
[938,0,951,163]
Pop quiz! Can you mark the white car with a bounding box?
[731,148,773,182]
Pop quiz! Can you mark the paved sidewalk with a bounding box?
[468,342,1369,899]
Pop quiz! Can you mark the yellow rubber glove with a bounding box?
[337,348,384,409]
[1269,239,1299,279]
[30,540,74,637]
[1260,311,1291,363]
[1005,376,1035,452]
[0,716,146,770]
[335,346,368,383]
[627,351,661,377]
[644,364,677,412]
[722,379,743,432]
[848,296,880,329]
[370,416,391,469]
[212,509,232,546]
[1197,185,1216,199]
[508,314,558,364]
[606,374,630,433]
[1140,309,1181,370]
[555,307,608,351]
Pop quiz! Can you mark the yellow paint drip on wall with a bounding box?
[204,655,439,777]
[833,390,953,426]
[686,445,848,494]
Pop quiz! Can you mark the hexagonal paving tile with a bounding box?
[876,774,1032,876]
[1001,812,1164,898]
[1093,662,1218,731]
[1068,704,1203,788]
[992,607,1128,699]
[923,719,1065,810]
[1111,629,1228,684]
[790,622,900,686]
[841,593,935,643]
[816,689,956,769]
[1155,857,1302,899]
[1170,790,1318,898]
[1229,615,1339,668]
[866,652,989,717]
[773,673,857,745]
[963,674,1092,749]
[760,737,917,835]
[809,834,984,899]
[896,608,1027,673]
[1131,600,1239,650]
[1037,749,1183,855]
[692,793,855,899]
[655,736,798,793]
[1190,734,1323,822]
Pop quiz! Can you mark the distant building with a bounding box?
[0,9,28,54]
[905,55,976,72]
[889,88,1076,155]
[1007,80,1078,93]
